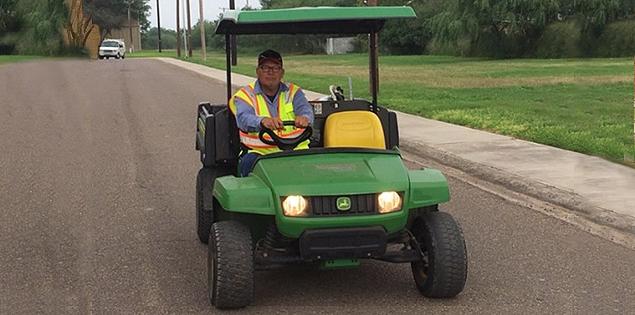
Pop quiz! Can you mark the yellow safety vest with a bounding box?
[229,81,310,155]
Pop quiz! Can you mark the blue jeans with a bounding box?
[238,152,260,177]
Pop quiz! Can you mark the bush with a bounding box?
[57,45,87,57]
[190,21,215,49]
[0,44,15,54]
[535,20,583,58]
[142,27,177,50]
[380,18,429,55]
[428,27,544,58]
[470,29,507,58]
[595,19,635,57]
[426,37,471,56]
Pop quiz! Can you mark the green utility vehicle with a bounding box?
[195,6,467,309]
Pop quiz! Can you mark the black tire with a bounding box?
[411,211,467,298]
[196,167,233,244]
[208,221,254,309]
[98,56,104,60]
[115,53,120,59]
[121,54,125,59]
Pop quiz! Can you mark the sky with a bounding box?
[148,0,260,30]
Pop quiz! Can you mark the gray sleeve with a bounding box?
[235,97,263,132]
[292,89,314,124]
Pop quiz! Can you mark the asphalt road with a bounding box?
[1,59,634,314]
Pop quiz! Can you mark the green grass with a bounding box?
[127,50,179,58]
[132,49,635,165]
[0,55,42,64]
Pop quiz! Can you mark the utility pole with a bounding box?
[199,0,206,61]
[176,0,181,57]
[230,0,237,66]
[181,0,188,56]
[186,0,193,57]
[368,0,379,105]
[156,0,162,52]
[128,1,134,53]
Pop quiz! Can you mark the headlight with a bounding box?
[377,191,402,213]
[282,195,309,217]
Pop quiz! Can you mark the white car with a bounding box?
[98,39,126,60]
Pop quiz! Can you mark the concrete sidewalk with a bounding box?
[155,57,635,237]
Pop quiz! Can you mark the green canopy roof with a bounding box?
[215,6,417,35]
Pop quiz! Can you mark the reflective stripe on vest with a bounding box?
[229,83,256,115]
[238,128,305,149]
[231,81,309,155]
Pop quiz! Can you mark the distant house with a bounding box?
[108,19,142,53]
[326,37,355,55]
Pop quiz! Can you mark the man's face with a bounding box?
[256,60,284,90]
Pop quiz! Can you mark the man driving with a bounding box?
[229,49,314,177]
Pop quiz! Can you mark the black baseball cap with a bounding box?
[258,49,283,66]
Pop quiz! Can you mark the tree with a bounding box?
[85,0,127,43]
[560,0,633,56]
[191,20,216,48]
[1,0,69,55]
[0,0,19,34]
[132,0,151,33]
[142,27,177,49]
[572,0,622,26]
[254,0,357,54]
[0,0,20,53]
[431,0,560,57]
[65,0,96,49]
[376,0,444,55]
[84,0,150,43]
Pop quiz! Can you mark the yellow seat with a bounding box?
[323,111,386,149]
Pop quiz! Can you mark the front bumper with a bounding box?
[99,50,119,57]
[299,226,387,260]
[276,209,408,239]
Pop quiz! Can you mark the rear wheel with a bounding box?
[208,221,254,309]
[196,166,234,244]
[411,211,467,298]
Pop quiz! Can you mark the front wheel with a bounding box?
[411,211,467,298]
[208,221,254,309]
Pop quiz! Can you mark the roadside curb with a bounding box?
[400,138,635,237]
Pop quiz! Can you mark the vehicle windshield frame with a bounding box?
[101,41,119,48]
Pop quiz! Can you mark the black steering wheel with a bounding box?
[259,120,312,151]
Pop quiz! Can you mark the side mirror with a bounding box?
[119,44,123,48]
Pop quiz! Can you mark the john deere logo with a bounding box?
[336,197,351,211]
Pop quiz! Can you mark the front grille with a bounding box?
[309,194,377,216]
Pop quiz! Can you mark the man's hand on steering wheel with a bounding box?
[294,115,310,128]
[260,117,284,130]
